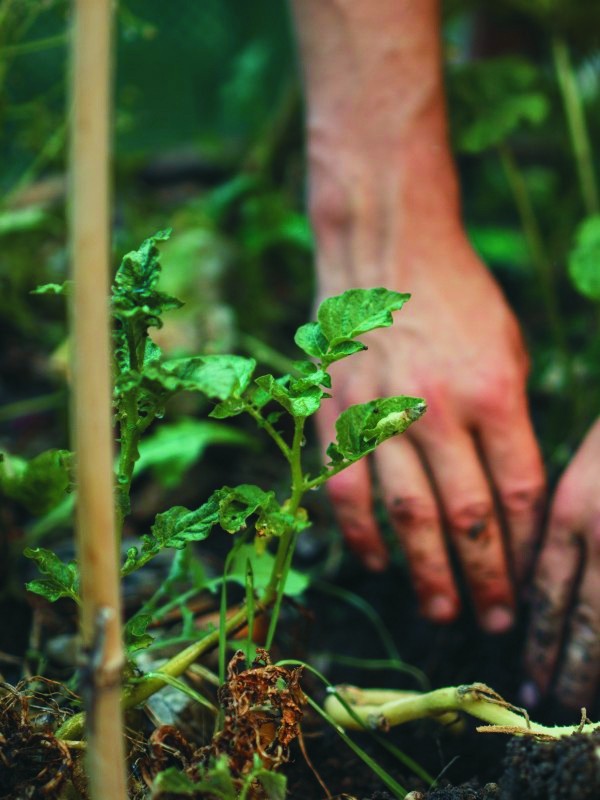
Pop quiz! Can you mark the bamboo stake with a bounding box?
[70,0,127,797]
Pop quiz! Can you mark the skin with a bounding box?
[290,0,545,633]
[525,418,600,709]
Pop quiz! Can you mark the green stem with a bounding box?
[56,598,269,741]
[325,683,598,738]
[0,32,66,56]
[552,36,599,216]
[497,143,568,361]
[303,457,355,492]
[264,416,306,648]
[243,402,291,462]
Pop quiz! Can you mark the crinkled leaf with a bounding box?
[328,396,427,462]
[448,56,549,153]
[164,354,256,401]
[318,288,410,347]
[135,417,253,488]
[255,374,324,418]
[24,547,80,603]
[122,492,222,575]
[124,613,154,653]
[0,450,74,514]
[112,230,182,376]
[568,215,600,301]
[217,484,278,533]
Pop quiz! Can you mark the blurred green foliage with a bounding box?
[1,0,600,477]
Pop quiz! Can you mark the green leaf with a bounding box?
[448,56,549,153]
[568,215,600,301]
[24,547,80,603]
[151,768,204,797]
[256,769,287,800]
[328,396,427,463]
[134,417,253,488]
[0,206,48,236]
[217,484,278,533]
[294,289,409,367]
[0,450,73,514]
[122,492,222,575]
[255,374,324,418]
[112,230,182,377]
[293,321,328,359]
[318,288,410,347]
[31,281,73,296]
[225,543,309,597]
[124,613,154,653]
[163,354,256,401]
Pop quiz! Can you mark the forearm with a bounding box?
[290,0,462,289]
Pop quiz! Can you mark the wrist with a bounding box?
[308,142,465,294]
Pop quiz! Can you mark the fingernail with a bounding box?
[426,595,456,622]
[364,554,387,571]
[482,605,514,633]
[519,681,540,708]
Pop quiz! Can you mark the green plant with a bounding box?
[9,230,425,793]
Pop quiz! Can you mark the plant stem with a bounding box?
[552,36,599,216]
[69,0,127,796]
[243,402,291,462]
[264,416,306,648]
[325,683,598,739]
[56,598,270,741]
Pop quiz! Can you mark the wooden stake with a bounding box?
[70,0,127,797]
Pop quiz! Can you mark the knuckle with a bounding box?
[472,369,520,416]
[447,499,493,538]
[389,496,438,529]
[499,483,545,517]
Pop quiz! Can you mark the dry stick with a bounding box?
[70,0,127,797]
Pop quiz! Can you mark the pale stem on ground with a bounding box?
[70,0,127,797]
[325,683,599,739]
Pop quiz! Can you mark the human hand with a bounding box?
[316,228,545,634]
[525,418,600,709]
[290,0,544,632]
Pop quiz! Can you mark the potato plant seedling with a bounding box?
[3,230,427,795]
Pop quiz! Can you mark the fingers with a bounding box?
[374,436,459,623]
[317,394,388,570]
[417,425,514,632]
[524,512,583,696]
[554,546,600,708]
[326,459,389,570]
[524,421,600,704]
[476,394,546,582]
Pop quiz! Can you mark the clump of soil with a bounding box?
[499,730,600,800]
